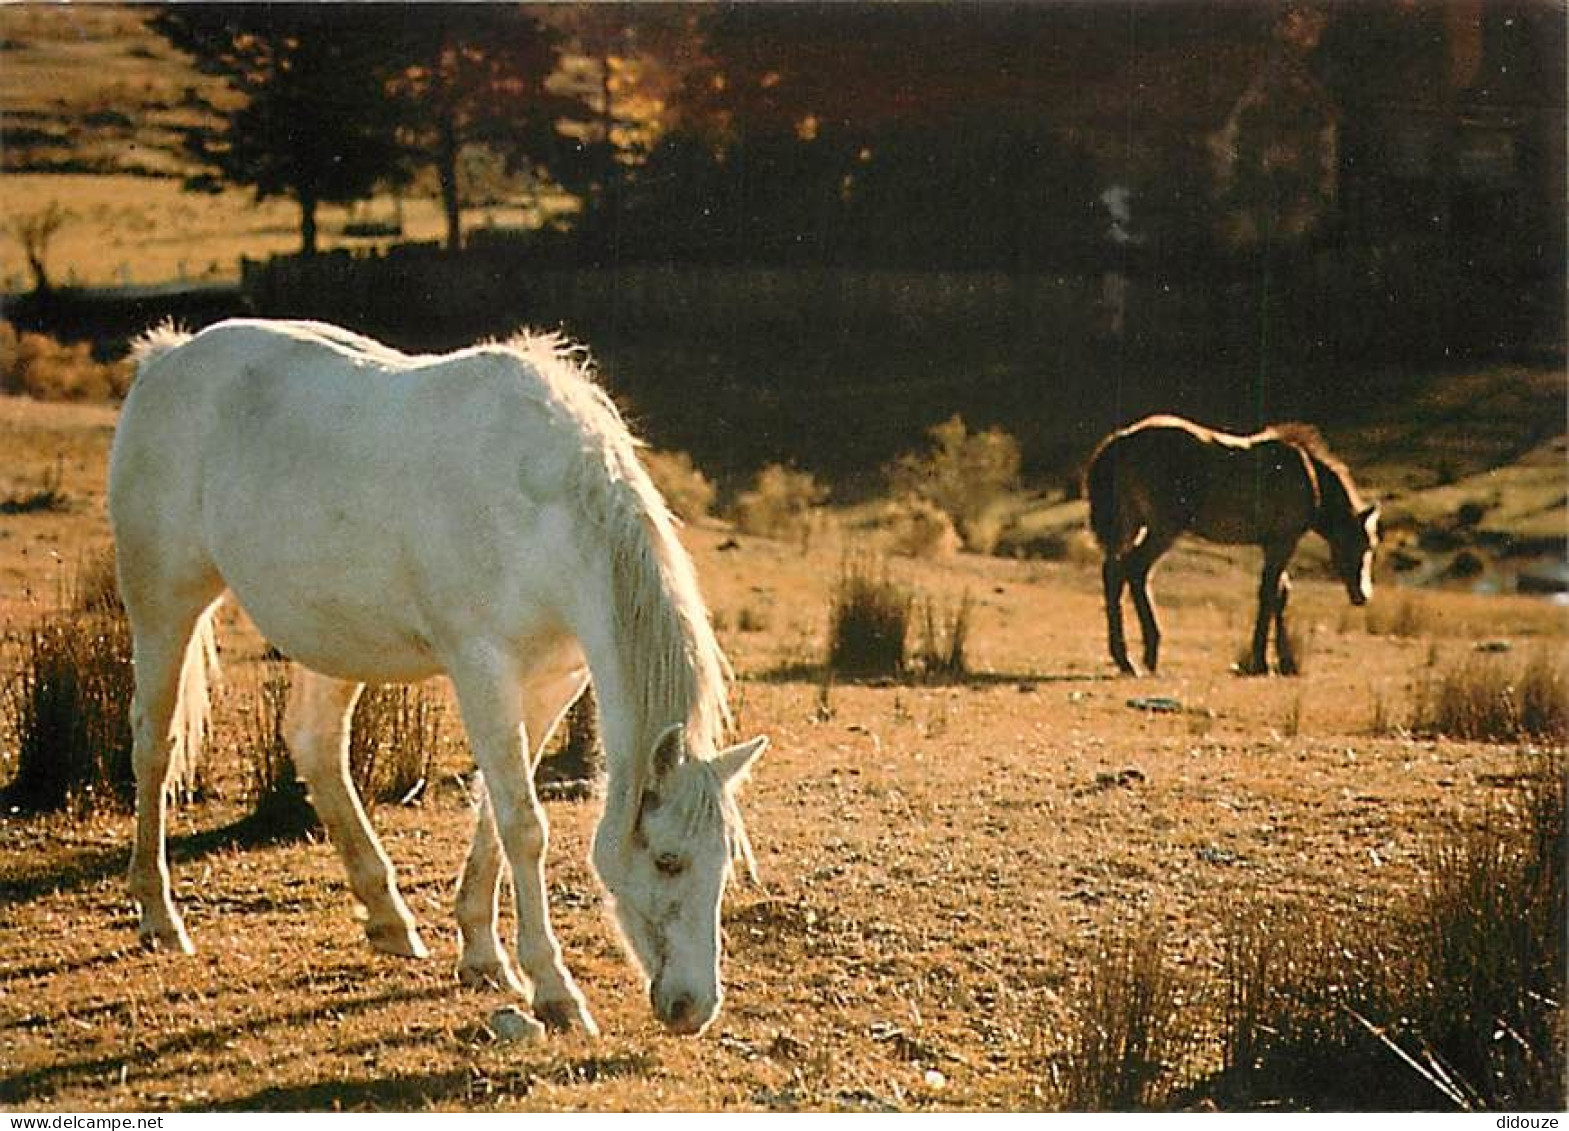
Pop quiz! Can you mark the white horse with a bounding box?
[108,318,768,1037]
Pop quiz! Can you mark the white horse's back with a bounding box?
[113,319,616,683]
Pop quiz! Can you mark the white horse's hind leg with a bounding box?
[454,668,588,995]
[451,652,597,1035]
[125,597,219,953]
[454,785,524,992]
[284,668,428,958]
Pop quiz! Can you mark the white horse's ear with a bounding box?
[713,735,768,790]
[651,723,686,783]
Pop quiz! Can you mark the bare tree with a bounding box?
[9,201,69,294]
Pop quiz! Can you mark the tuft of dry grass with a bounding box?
[1412,650,1567,743]
[732,463,828,544]
[826,556,910,678]
[1,607,135,813]
[1362,592,1434,638]
[0,549,179,813]
[238,664,317,841]
[914,591,972,680]
[68,544,121,617]
[348,682,448,809]
[0,454,68,515]
[641,448,716,523]
[1056,916,1197,1111]
[538,685,602,792]
[734,461,834,545]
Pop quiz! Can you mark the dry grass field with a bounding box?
[0,390,1563,1111]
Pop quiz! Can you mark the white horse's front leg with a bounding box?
[451,654,597,1036]
[286,668,428,958]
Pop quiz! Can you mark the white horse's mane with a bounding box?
[497,332,732,781]
[130,320,194,368]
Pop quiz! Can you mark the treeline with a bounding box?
[149,3,1565,291]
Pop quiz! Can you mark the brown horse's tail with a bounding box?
[1083,435,1121,552]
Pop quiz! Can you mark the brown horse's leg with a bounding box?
[1242,548,1291,676]
[1102,557,1136,675]
[1274,569,1298,675]
[1124,534,1173,674]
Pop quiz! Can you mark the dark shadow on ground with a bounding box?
[0,802,326,911]
[748,662,1115,687]
[0,982,455,1105]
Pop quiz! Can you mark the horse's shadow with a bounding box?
[0,981,455,1106]
[749,662,1115,687]
[201,1069,481,1112]
[0,807,325,913]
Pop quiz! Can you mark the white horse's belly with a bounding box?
[232,582,444,683]
[201,490,450,683]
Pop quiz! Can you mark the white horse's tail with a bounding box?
[169,603,220,796]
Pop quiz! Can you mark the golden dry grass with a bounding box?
[0,398,1563,1111]
[0,174,552,291]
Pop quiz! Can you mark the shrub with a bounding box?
[887,414,1020,553]
[732,463,827,543]
[914,591,972,679]
[642,448,716,522]
[1191,751,1566,1111]
[879,496,961,559]
[239,664,317,840]
[348,682,447,808]
[826,557,910,678]
[0,550,191,814]
[538,685,602,793]
[1056,917,1196,1111]
[1,609,136,813]
[0,322,133,401]
[1412,650,1567,744]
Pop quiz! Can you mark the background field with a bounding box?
[0,389,1563,1110]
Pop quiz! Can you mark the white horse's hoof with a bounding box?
[457,956,527,995]
[366,920,430,958]
[534,994,600,1037]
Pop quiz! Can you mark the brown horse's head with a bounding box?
[1327,503,1380,606]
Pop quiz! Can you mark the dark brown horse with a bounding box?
[1085,415,1379,676]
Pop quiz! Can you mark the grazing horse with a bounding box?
[108,318,768,1037]
[1085,414,1378,676]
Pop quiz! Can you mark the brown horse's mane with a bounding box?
[1266,421,1365,510]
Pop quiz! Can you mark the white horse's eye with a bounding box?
[655,853,686,877]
